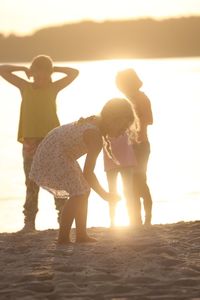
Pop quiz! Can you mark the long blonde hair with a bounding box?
[100,97,136,160]
[77,98,137,161]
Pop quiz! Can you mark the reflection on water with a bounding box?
[0,58,200,232]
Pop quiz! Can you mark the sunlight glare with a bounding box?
[37,190,59,230]
[113,175,130,227]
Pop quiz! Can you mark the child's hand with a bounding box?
[104,192,121,202]
[24,67,31,79]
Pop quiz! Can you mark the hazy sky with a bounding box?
[0,0,200,36]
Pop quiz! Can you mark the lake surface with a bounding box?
[0,57,199,232]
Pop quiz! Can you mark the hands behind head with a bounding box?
[24,67,32,79]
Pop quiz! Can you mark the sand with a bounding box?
[0,221,199,300]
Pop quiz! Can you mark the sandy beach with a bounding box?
[0,221,199,300]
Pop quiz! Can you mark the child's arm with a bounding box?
[134,92,153,126]
[83,129,120,202]
[140,94,153,125]
[52,66,79,92]
[0,65,29,89]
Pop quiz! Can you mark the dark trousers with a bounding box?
[132,141,152,225]
[23,152,66,225]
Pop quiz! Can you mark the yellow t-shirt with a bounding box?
[18,84,60,143]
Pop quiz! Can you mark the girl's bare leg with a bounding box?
[106,170,118,227]
[57,195,83,244]
[75,193,97,242]
[109,201,116,228]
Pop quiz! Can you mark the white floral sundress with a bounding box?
[30,121,100,198]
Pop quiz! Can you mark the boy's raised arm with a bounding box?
[52,66,79,92]
[0,65,29,89]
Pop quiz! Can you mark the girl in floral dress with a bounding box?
[30,98,136,244]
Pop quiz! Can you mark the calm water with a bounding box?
[0,58,199,232]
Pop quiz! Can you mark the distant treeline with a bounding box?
[0,17,200,62]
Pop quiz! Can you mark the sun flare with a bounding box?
[114,200,130,226]
[111,175,130,226]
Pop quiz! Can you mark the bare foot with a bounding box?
[57,238,72,245]
[18,223,36,233]
[76,236,97,243]
[143,223,152,229]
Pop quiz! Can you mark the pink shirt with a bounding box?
[103,133,137,172]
